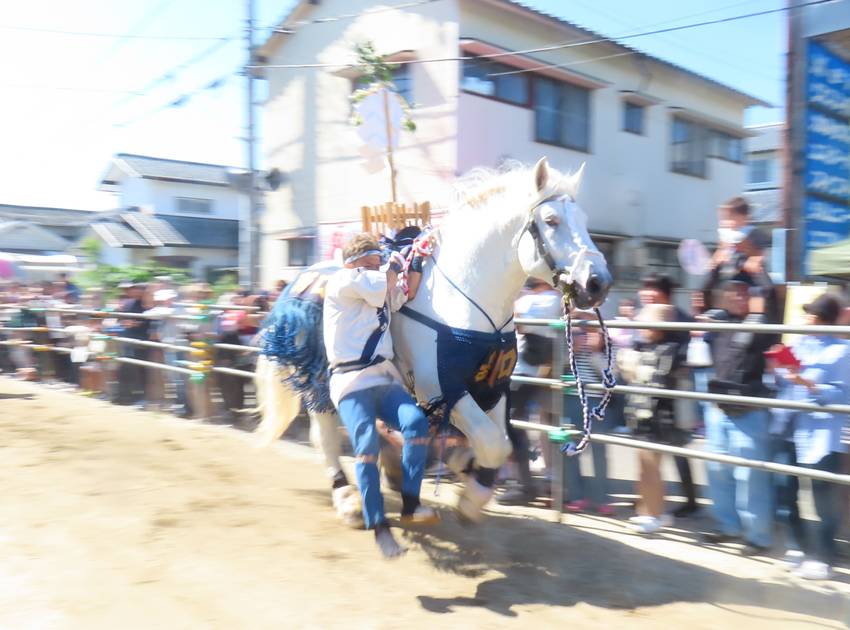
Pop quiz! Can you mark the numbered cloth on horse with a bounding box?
[399,305,517,420]
[260,262,338,413]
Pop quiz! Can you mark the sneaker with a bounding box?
[400,505,441,526]
[700,531,741,544]
[596,504,616,517]
[740,543,770,557]
[497,486,535,506]
[631,517,661,534]
[629,514,653,524]
[672,503,699,518]
[794,560,833,581]
[565,499,591,513]
[782,550,805,569]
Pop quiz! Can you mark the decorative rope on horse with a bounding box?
[399,228,436,296]
[561,306,617,456]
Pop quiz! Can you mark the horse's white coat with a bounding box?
[256,160,611,520]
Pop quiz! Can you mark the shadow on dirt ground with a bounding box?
[406,510,848,624]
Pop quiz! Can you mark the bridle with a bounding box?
[519,193,617,456]
[520,194,598,295]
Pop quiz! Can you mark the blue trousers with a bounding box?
[705,405,773,547]
[770,437,804,552]
[338,383,429,529]
[799,452,842,564]
[563,396,609,505]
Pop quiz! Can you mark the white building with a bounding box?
[744,122,782,225]
[258,0,765,300]
[89,154,242,280]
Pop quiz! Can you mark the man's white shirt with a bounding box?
[323,267,407,407]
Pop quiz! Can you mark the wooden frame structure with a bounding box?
[360,201,431,235]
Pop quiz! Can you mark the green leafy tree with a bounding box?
[350,41,416,132]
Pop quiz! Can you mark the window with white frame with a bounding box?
[461,55,530,105]
[710,130,743,163]
[534,76,590,152]
[286,237,313,267]
[646,242,684,285]
[176,197,213,214]
[623,101,645,135]
[671,117,707,177]
[747,155,774,185]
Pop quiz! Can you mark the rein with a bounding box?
[561,306,617,456]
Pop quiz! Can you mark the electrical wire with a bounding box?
[113,69,239,129]
[253,0,833,70]
[0,24,230,41]
[270,0,443,34]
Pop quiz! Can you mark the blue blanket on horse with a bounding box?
[399,306,517,420]
[260,263,338,413]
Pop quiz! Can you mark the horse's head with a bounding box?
[517,158,613,310]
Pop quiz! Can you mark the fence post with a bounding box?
[551,330,565,519]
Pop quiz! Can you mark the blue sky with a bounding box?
[0,0,785,210]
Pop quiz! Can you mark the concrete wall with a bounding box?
[260,0,460,287]
[259,0,756,290]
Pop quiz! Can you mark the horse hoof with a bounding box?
[333,485,364,529]
[456,479,492,524]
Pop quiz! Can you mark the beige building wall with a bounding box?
[261,0,461,285]
[259,0,758,292]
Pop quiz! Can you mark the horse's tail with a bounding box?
[253,355,303,447]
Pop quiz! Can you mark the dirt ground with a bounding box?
[1,377,849,629]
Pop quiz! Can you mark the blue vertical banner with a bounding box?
[802,40,850,276]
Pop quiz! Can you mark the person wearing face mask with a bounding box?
[703,197,777,322]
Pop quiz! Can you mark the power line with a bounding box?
[0,84,143,95]
[253,0,832,70]
[113,69,239,129]
[98,0,179,57]
[270,0,443,34]
[111,34,240,111]
[0,23,229,41]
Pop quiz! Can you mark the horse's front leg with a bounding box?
[309,410,363,528]
[450,394,512,523]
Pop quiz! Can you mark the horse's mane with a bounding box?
[448,160,577,224]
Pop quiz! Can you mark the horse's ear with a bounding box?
[533,157,549,194]
[564,162,586,199]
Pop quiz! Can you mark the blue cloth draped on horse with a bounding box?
[260,263,339,413]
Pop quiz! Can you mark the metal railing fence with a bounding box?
[2,305,850,514]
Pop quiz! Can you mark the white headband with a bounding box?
[344,249,382,265]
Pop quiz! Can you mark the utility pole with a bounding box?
[244,0,259,291]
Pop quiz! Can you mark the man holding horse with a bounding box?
[323,233,439,559]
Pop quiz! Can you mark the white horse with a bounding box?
[254,158,612,524]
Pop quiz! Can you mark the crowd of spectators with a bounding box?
[0,276,282,424]
[503,196,850,581]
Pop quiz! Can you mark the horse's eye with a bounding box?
[544,215,560,227]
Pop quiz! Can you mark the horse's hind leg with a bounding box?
[309,410,343,480]
[309,410,363,528]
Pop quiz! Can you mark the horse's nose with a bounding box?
[586,271,612,303]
